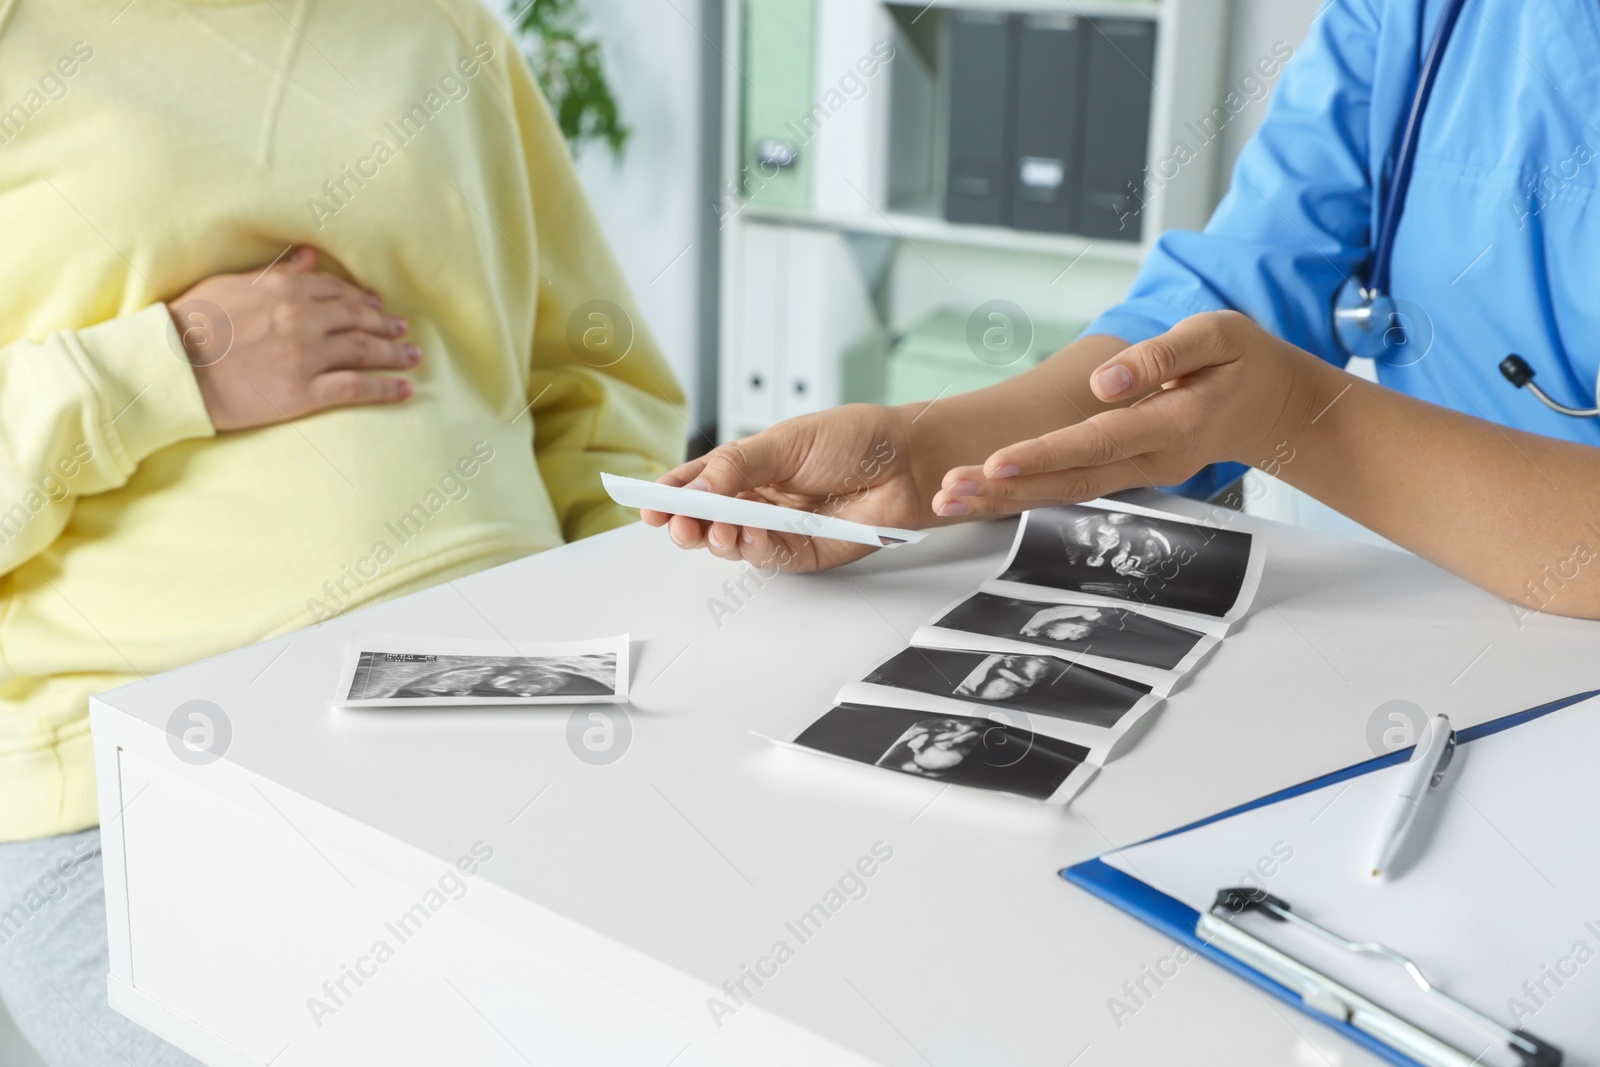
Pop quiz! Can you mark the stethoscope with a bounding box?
[1331,0,1600,417]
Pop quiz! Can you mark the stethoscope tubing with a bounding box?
[1338,0,1599,418]
[1523,382,1600,418]
[1368,0,1471,298]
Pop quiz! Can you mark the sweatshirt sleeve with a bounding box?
[502,41,689,543]
[0,304,215,575]
[1085,0,1382,366]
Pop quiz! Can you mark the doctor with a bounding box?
[649,0,1600,619]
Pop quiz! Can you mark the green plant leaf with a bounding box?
[510,0,630,160]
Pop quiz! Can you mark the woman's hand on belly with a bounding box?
[170,245,422,431]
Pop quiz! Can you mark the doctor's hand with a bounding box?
[171,246,421,432]
[932,311,1322,517]
[642,404,930,573]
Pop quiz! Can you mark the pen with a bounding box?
[1369,714,1455,880]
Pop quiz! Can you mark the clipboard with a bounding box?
[1062,688,1600,1067]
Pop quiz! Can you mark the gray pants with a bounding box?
[0,828,204,1067]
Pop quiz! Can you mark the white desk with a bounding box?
[90,493,1600,1067]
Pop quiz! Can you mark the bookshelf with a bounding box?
[715,0,1232,441]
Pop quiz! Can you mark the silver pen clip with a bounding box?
[1428,730,1457,789]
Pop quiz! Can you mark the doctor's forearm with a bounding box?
[904,334,1133,498]
[1282,359,1600,618]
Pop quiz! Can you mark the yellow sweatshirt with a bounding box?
[0,0,687,841]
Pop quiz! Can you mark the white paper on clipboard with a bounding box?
[602,473,929,548]
[1102,696,1600,1063]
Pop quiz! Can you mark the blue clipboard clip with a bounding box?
[1205,887,1562,1067]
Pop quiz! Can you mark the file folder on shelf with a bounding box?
[731,223,884,429]
[1075,18,1156,241]
[733,222,784,428]
[944,10,1017,226]
[741,0,815,213]
[810,0,895,218]
[1010,14,1084,235]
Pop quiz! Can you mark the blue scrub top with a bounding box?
[1088,0,1600,453]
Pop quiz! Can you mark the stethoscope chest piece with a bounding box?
[1332,275,1433,366]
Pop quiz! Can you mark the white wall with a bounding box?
[0,1000,45,1067]
[1208,0,1327,194]
[491,0,718,430]
[568,0,717,429]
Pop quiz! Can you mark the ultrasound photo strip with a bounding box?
[760,500,1260,804]
[990,500,1264,636]
[836,646,1164,756]
[779,703,1100,804]
[335,632,630,708]
[912,592,1220,696]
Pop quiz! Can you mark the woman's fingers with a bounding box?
[1089,313,1240,402]
[683,437,790,498]
[643,458,712,527]
[277,256,383,310]
[660,506,814,570]
[935,395,1197,515]
[978,405,1175,481]
[653,456,783,539]
[728,524,825,573]
[313,296,406,339]
[738,524,773,564]
[705,521,745,559]
[307,370,414,411]
[933,459,1154,517]
[316,330,420,372]
[700,489,785,558]
[656,493,867,574]
[666,513,711,547]
[656,456,710,489]
[649,436,795,536]
[316,275,383,306]
[284,246,318,274]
